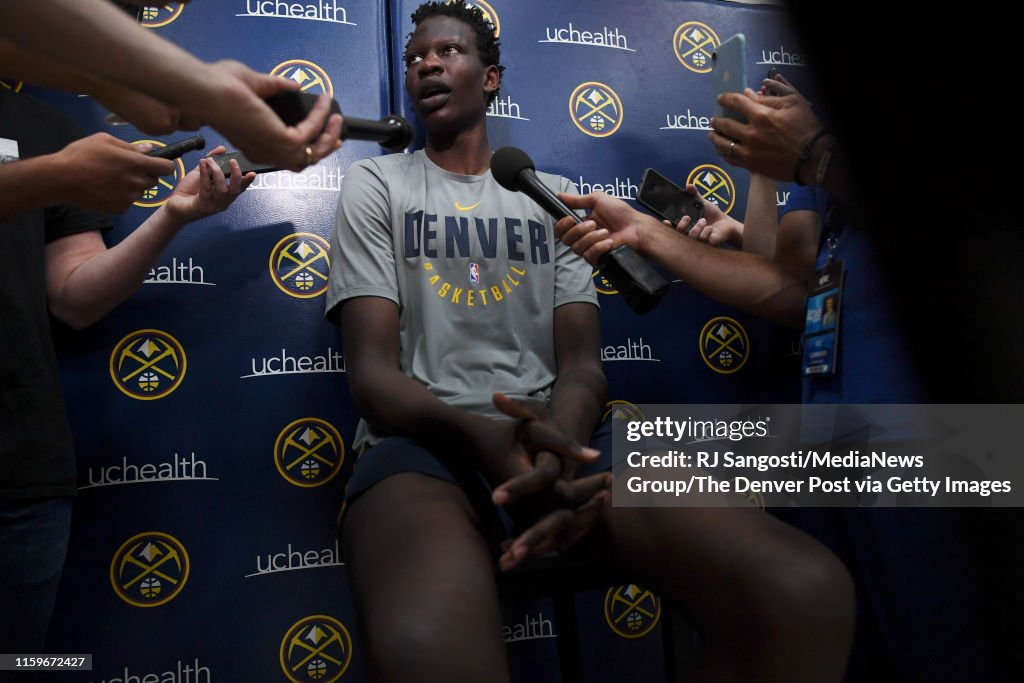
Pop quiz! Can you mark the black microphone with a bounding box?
[265,91,412,152]
[342,114,412,153]
[146,135,205,161]
[490,146,668,314]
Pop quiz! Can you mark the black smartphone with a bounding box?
[264,90,341,127]
[210,151,277,176]
[637,168,704,226]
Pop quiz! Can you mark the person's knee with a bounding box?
[752,545,855,647]
[361,602,509,683]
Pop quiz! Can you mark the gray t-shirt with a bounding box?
[326,150,597,449]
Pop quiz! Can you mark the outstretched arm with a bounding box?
[44,147,252,328]
[556,191,809,327]
[0,133,175,219]
[0,0,341,171]
[741,174,780,258]
[0,39,199,135]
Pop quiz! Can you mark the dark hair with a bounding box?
[408,2,504,104]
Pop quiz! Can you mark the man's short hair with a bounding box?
[408,2,505,104]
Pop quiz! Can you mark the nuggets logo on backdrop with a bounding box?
[602,399,645,424]
[592,269,617,296]
[270,233,331,298]
[270,60,334,97]
[570,82,623,138]
[132,140,185,208]
[109,329,187,400]
[138,3,185,28]
[673,21,720,73]
[110,532,190,607]
[274,418,345,487]
[700,316,749,374]
[604,584,661,638]
[0,80,23,92]
[280,615,353,683]
[449,1,500,36]
[686,164,735,214]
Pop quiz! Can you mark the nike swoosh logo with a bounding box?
[455,201,482,211]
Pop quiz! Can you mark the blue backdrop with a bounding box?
[35,2,808,681]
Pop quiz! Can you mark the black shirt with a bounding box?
[0,87,111,500]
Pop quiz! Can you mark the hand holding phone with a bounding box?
[210,150,277,176]
[637,168,704,227]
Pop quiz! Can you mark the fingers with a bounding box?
[709,129,743,164]
[493,391,598,465]
[225,158,241,195]
[285,97,342,171]
[312,112,343,157]
[212,157,251,201]
[559,219,612,266]
[491,450,562,506]
[561,490,610,548]
[761,77,795,97]
[556,218,593,246]
[687,218,709,240]
[111,137,174,176]
[525,422,599,466]
[552,471,613,506]
[709,111,745,142]
[497,490,611,571]
[291,93,333,145]
[492,392,544,421]
[554,214,578,239]
[498,508,573,571]
[556,191,599,211]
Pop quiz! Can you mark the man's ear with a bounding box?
[483,64,499,96]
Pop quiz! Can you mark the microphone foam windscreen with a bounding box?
[490,146,535,191]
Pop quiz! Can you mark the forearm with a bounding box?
[640,216,807,327]
[0,155,69,218]
[46,208,186,328]
[340,296,501,466]
[0,1,217,112]
[550,365,606,446]
[742,174,779,257]
[0,38,120,98]
[348,364,498,465]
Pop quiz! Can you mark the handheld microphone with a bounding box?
[264,91,412,151]
[341,114,412,152]
[490,146,668,314]
[146,135,205,161]
[210,104,413,176]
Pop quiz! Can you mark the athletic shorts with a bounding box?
[343,420,613,541]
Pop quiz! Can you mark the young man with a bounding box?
[325,4,853,682]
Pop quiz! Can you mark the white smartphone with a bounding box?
[711,33,747,122]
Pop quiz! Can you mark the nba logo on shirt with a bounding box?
[469,263,480,284]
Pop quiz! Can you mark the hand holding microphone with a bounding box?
[490,147,668,314]
[210,91,412,176]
